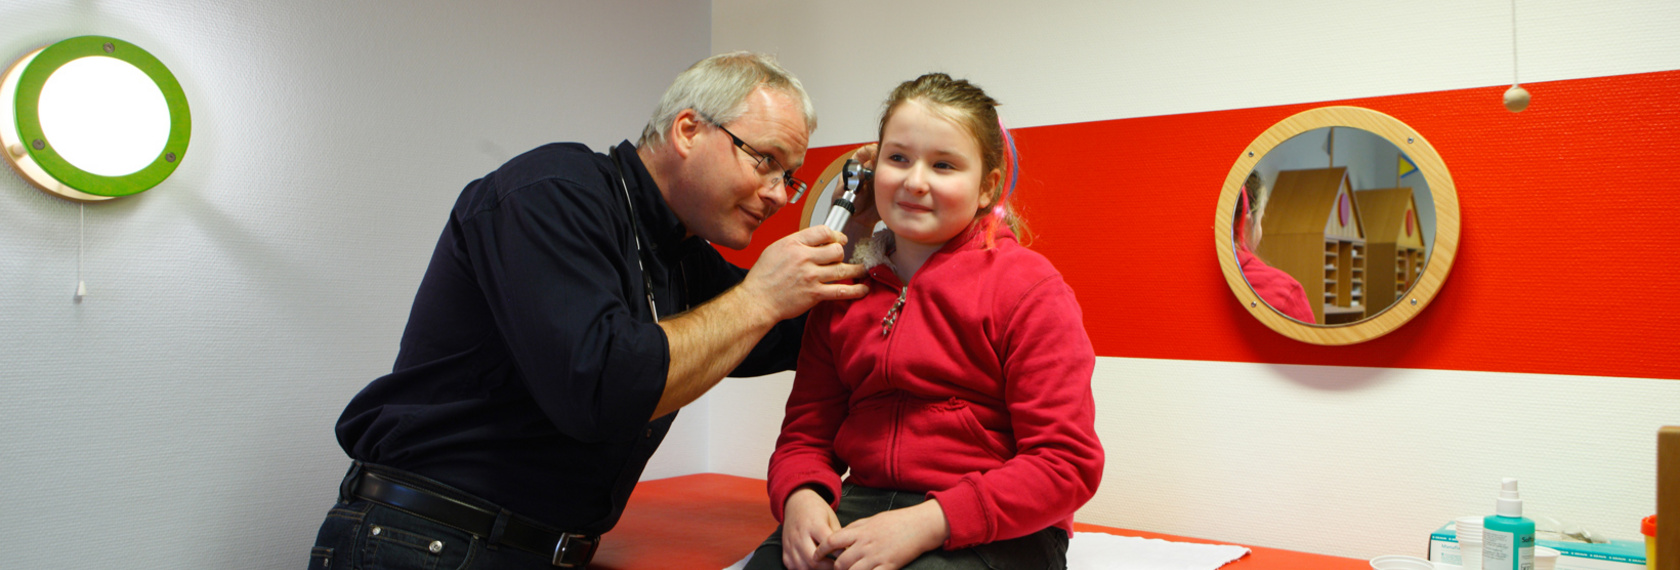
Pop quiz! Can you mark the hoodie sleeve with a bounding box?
[765,300,852,520]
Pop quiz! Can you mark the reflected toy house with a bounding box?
[1258,167,1366,325]
[1355,188,1427,309]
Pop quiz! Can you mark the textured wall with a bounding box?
[706,0,1680,561]
[0,2,707,568]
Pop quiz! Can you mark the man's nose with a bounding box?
[760,177,789,209]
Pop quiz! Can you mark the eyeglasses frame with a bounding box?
[696,113,809,204]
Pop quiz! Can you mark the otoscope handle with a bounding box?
[821,197,855,229]
[819,159,870,230]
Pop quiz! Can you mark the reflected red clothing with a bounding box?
[766,225,1104,550]
[1238,248,1316,323]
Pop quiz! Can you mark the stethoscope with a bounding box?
[610,146,659,323]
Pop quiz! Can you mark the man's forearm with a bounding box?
[650,285,779,419]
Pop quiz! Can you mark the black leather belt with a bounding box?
[340,462,599,567]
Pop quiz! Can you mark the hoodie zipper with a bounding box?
[881,285,908,336]
[878,280,908,483]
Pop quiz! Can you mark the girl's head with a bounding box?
[874,73,1023,249]
[1237,171,1265,252]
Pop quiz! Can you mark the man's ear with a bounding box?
[670,109,704,159]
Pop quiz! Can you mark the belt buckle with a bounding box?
[551,533,598,568]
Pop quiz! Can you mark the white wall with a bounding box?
[0,2,707,568]
[705,0,1680,561]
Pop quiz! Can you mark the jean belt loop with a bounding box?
[489,508,513,545]
[338,461,365,504]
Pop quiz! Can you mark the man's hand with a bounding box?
[740,226,869,323]
[781,487,843,570]
[649,226,865,420]
[843,144,881,241]
[814,499,949,570]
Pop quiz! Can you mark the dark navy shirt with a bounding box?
[336,141,803,533]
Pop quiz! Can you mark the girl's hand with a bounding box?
[814,499,949,570]
[782,487,843,570]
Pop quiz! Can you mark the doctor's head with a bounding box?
[638,52,817,249]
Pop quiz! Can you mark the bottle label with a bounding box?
[1485,529,1513,569]
[1483,528,1535,570]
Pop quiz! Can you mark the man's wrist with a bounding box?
[718,282,781,330]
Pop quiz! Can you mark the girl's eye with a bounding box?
[887,153,909,163]
[934,161,955,170]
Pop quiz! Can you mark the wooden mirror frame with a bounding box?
[1214,106,1461,345]
[799,147,865,229]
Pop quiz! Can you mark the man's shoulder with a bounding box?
[496,142,613,194]
[456,142,617,216]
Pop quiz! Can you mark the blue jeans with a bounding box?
[309,501,562,570]
[743,483,1068,570]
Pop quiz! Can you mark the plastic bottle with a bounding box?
[1483,478,1536,570]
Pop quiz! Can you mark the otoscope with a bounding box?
[820,159,872,229]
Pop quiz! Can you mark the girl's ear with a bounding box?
[977,168,1003,209]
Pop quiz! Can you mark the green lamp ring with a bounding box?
[7,36,190,198]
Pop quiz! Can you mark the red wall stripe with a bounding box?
[722,70,1680,380]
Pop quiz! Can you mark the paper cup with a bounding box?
[1454,515,1484,542]
[1457,538,1482,570]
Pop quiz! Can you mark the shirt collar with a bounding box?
[614,140,703,257]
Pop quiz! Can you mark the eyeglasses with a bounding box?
[699,115,809,204]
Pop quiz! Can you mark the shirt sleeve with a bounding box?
[459,179,668,443]
[928,275,1105,549]
[676,251,807,377]
[765,300,851,521]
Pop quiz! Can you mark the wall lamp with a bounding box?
[1,35,190,202]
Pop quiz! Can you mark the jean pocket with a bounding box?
[359,507,480,570]
[312,502,372,570]
[308,546,333,570]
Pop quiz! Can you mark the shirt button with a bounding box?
[644,428,653,438]
[370,525,382,536]
[429,540,444,554]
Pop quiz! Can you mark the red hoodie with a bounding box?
[767,224,1104,549]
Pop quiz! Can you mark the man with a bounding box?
[309,52,867,570]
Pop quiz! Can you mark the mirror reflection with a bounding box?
[1235,126,1435,325]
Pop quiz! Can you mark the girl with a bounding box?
[746,73,1104,570]
[1236,172,1316,323]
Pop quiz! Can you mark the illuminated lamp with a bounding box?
[1,36,190,201]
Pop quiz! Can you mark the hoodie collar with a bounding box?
[855,221,1013,284]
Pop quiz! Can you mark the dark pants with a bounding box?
[743,484,1068,570]
[308,466,564,570]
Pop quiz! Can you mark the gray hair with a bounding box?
[637,51,816,148]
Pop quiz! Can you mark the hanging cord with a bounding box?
[1503,0,1531,112]
[74,203,86,303]
[1511,0,1520,85]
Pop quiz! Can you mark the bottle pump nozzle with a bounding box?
[1496,478,1524,517]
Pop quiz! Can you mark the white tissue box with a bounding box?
[1428,522,1646,570]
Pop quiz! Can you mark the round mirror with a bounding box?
[1215,106,1460,345]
